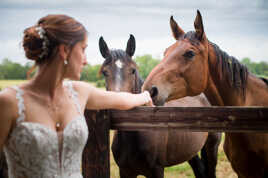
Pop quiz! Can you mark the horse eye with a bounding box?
[102,70,109,77]
[131,68,136,74]
[183,51,195,59]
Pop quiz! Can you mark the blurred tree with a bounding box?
[81,64,103,82]
[241,57,268,77]
[0,56,266,85]
[134,55,160,79]
[0,58,31,79]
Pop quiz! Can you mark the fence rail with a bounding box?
[82,106,268,178]
[110,106,268,132]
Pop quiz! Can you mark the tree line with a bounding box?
[0,56,267,87]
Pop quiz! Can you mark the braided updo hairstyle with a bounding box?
[23,14,87,65]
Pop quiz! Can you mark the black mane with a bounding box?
[103,49,131,66]
[261,77,268,86]
[209,41,248,96]
[182,31,200,46]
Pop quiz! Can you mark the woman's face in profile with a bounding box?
[65,35,88,80]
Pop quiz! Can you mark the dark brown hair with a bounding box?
[23,14,87,65]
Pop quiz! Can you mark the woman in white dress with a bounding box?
[0,14,153,178]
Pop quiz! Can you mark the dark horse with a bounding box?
[0,152,8,178]
[142,10,268,178]
[99,35,221,178]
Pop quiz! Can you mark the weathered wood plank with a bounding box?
[82,110,110,178]
[110,106,268,132]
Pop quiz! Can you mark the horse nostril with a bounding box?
[149,86,158,98]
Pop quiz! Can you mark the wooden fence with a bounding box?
[82,106,268,178]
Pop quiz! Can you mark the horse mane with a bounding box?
[209,41,249,97]
[102,49,131,66]
[99,49,132,75]
[110,49,131,61]
[183,31,249,96]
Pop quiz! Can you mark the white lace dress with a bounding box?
[3,82,88,178]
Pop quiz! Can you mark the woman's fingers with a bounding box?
[142,91,155,107]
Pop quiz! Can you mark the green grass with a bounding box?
[165,163,191,172]
[0,80,26,90]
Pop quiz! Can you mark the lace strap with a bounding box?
[12,86,25,123]
[64,81,82,115]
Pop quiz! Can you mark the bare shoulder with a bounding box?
[0,88,18,148]
[0,88,17,107]
[69,81,97,107]
[0,88,17,122]
[71,80,95,94]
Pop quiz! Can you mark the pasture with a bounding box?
[0,80,237,177]
[109,131,237,178]
[0,80,26,90]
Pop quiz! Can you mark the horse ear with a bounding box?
[194,10,205,41]
[126,34,136,57]
[99,36,111,59]
[170,16,184,40]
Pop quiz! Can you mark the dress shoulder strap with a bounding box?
[64,81,83,115]
[11,86,25,123]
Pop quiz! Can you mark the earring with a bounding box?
[64,60,68,65]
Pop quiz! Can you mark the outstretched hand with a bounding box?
[142,91,155,107]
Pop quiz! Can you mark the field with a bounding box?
[0,80,26,90]
[0,80,237,177]
[109,132,237,178]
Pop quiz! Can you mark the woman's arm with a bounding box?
[0,91,15,151]
[87,87,152,110]
[74,81,153,110]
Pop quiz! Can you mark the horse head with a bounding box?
[142,10,210,105]
[99,34,142,93]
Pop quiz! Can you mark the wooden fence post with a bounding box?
[82,110,110,178]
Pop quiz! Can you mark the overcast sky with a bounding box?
[0,0,267,65]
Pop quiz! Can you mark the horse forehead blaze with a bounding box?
[115,59,124,69]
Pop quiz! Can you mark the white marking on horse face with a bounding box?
[114,59,124,91]
[115,60,123,69]
[114,68,122,92]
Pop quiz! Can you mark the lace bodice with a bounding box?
[3,81,88,178]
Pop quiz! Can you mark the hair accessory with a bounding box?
[64,60,68,65]
[35,26,50,59]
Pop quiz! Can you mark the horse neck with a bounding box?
[117,73,143,136]
[204,42,251,106]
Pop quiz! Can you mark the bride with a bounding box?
[0,14,153,178]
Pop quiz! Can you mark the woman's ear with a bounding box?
[58,44,69,61]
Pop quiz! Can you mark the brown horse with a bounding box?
[142,10,268,178]
[99,35,221,178]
